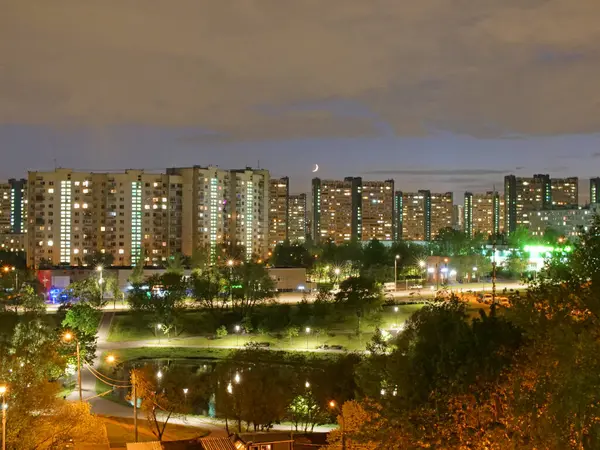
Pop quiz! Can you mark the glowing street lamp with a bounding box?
[305,327,311,350]
[234,372,241,384]
[394,255,400,292]
[63,331,82,402]
[235,325,241,347]
[328,400,346,449]
[106,356,139,442]
[106,354,116,364]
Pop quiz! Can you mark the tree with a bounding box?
[271,241,313,268]
[288,392,327,432]
[232,262,277,315]
[66,277,106,307]
[335,276,383,335]
[83,250,114,268]
[16,284,45,314]
[129,247,146,284]
[133,366,191,441]
[62,302,101,336]
[164,252,185,274]
[324,400,380,450]
[190,266,227,311]
[127,272,188,336]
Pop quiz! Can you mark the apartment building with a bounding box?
[288,194,307,243]
[551,177,578,208]
[504,174,551,233]
[464,191,504,237]
[430,192,453,239]
[268,177,289,248]
[311,178,357,243]
[530,204,600,240]
[26,169,182,268]
[167,166,269,261]
[590,178,600,204]
[0,179,27,235]
[398,191,431,241]
[361,180,394,242]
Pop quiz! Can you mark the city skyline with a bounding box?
[3,1,600,200]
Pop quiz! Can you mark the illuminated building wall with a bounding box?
[430,192,453,239]
[590,178,600,204]
[530,205,600,240]
[464,191,503,237]
[551,177,578,209]
[288,194,307,243]
[361,179,394,242]
[505,174,551,233]
[268,177,289,248]
[401,191,430,241]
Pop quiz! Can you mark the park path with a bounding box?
[68,311,228,437]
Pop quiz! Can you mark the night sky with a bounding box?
[2,1,600,201]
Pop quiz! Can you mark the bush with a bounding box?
[216,325,228,338]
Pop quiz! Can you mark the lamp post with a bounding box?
[96,266,104,304]
[328,400,346,450]
[0,385,6,450]
[333,268,341,288]
[63,332,82,402]
[235,325,241,347]
[418,260,425,286]
[227,260,234,305]
[305,327,311,350]
[394,255,400,292]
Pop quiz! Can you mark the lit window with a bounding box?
[74,203,80,209]
[119,249,124,254]
[83,188,89,194]
[47,240,53,246]
[100,226,105,231]
[83,203,88,209]
[48,188,54,194]
[73,249,79,254]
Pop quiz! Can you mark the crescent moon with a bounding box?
[312,164,319,173]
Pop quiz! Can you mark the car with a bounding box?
[409,284,423,290]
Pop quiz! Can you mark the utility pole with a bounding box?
[76,341,82,402]
[1,385,6,450]
[132,370,138,442]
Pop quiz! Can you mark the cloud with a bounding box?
[591,152,600,158]
[2,0,600,140]
[362,169,510,176]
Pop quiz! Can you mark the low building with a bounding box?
[529,204,600,240]
[268,267,312,292]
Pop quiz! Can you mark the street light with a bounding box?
[156,324,163,344]
[0,385,6,450]
[227,260,234,305]
[394,255,400,292]
[235,325,241,347]
[63,332,82,402]
[305,327,311,350]
[393,306,398,313]
[328,400,346,450]
[96,266,104,303]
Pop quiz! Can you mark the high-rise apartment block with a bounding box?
[288,194,307,243]
[397,190,453,241]
[504,174,551,233]
[311,177,394,243]
[167,166,269,261]
[399,191,430,241]
[360,180,394,242]
[590,178,600,204]
[505,174,579,233]
[0,179,27,234]
[464,191,504,237]
[430,192,453,239]
[27,169,182,268]
[551,177,578,208]
[268,177,289,248]
[26,167,269,268]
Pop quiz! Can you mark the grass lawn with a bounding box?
[107,304,424,343]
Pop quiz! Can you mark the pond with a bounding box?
[101,354,360,430]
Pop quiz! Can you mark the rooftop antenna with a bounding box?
[257,160,261,169]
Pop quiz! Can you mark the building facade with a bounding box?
[551,177,578,208]
[26,169,182,268]
[288,194,307,243]
[430,192,453,239]
[530,204,600,240]
[168,166,269,261]
[360,180,394,242]
[268,177,289,248]
[464,191,504,237]
[311,178,357,244]
[0,179,27,235]
[590,178,600,204]
[400,191,431,241]
[504,174,551,233]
